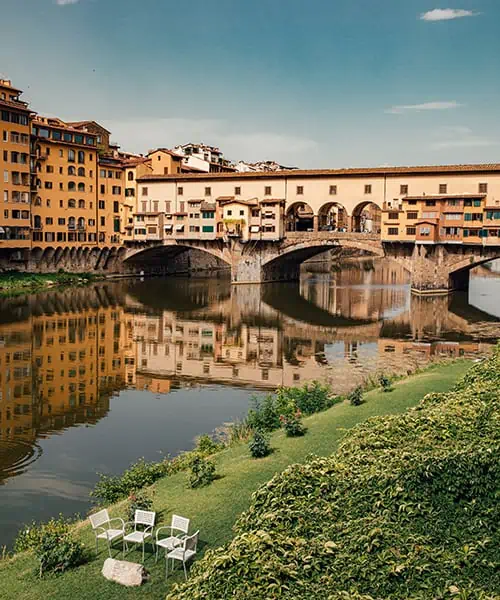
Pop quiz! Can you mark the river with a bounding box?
[0,258,499,548]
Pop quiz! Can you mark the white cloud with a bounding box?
[420,8,479,21]
[55,0,79,5]
[385,101,462,114]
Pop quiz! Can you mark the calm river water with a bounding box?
[0,259,499,548]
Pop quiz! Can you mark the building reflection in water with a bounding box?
[0,259,498,486]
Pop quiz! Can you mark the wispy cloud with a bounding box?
[385,101,462,115]
[55,0,79,5]
[420,8,479,21]
[432,138,499,149]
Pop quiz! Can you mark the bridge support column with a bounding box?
[409,244,456,294]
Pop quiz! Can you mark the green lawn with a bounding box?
[0,360,470,600]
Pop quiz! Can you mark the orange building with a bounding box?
[0,79,32,250]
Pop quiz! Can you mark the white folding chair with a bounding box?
[155,514,190,563]
[122,509,156,562]
[166,530,199,580]
[89,508,125,557]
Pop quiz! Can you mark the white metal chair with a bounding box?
[165,530,199,580]
[89,509,125,557]
[155,514,190,563]
[123,509,156,562]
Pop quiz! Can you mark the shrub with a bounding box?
[348,385,364,406]
[188,455,216,489]
[276,381,332,415]
[36,530,86,577]
[14,515,72,554]
[378,373,393,392]
[246,394,283,432]
[126,490,154,522]
[279,410,306,437]
[249,430,271,458]
[195,433,224,455]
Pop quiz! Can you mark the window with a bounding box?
[178,186,183,195]
[235,186,241,195]
[388,212,399,220]
[77,151,85,164]
[422,211,438,219]
[142,187,148,196]
[364,184,372,194]
[112,186,121,195]
[78,199,85,208]
[297,186,303,195]
[406,226,416,235]
[100,216,105,227]
[202,211,215,219]
[439,184,447,194]
[77,182,85,192]
[68,149,75,162]
[264,186,272,196]
[400,184,408,195]
[227,209,232,216]
[479,183,488,194]
[407,211,418,220]
[329,185,337,195]
[387,227,398,235]
[58,218,65,225]
[419,226,431,236]
[205,187,211,196]
[473,199,481,207]
[113,201,119,212]
[98,200,105,210]
[68,198,76,208]
[68,166,76,176]
[78,167,85,177]
[425,200,436,206]
[44,181,53,189]
[445,213,462,221]
[202,225,214,233]
[45,217,53,225]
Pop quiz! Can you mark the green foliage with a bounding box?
[378,373,393,392]
[14,515,72,554]
[276,381,332,415]
[249,430,271,458]
[188,455,216,489]
[126,490,154,522]
[167,347,500,600]
[36,530,86,577]
[280,410,307,437]
[195,434,224,455]
[348,385,364,405]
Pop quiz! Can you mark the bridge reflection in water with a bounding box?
[0,259,498,546]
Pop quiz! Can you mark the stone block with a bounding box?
[101,558,148,587]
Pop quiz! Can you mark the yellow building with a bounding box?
[0,79,32,250]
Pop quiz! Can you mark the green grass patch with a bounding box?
[0,272,95,297]
[0,360,471,599]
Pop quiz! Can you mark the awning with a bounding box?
[164,224,173,230]
[250,225,260,233]
[175,225,185,231]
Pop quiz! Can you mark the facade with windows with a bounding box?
[0,80,32,248]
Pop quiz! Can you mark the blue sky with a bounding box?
[1,0,499,167]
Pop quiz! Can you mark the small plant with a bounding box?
[379,373,393,392]
[126,489,154,522]
[14,515,72,554]
[249,430,271,458]
[188,454,216,489]
[195,433,224,456]
[35,530,86,577]
[348,386,364,406]
[280,410,307,437]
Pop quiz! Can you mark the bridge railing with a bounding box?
[285,231,381,241]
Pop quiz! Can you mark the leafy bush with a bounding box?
[195,434,224,455]
[36,530,86,577]
[246,394,283,432]
[249,430,271,458]
[14,515,72,554]
[276,381,332,415]
[348,385,364,405]
[279,410,306,437]
[126,490,154,522]
[378,373,393,392]
[188,455,216,489]
[167,347,500,600]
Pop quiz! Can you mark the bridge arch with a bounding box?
[317,201,349,231]
[285,202,314,232]
[352,201,382,234]
[447,253,500,290]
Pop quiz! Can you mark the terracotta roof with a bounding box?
[148,148,183,159]
[137,163,500,183]
[181,165,207,173]
[218,197,258,207]
[260,198,285,205]
[122,157,150,167]
[201,202,216,211]
[32,116,98,137]
[0,97,32,113]
[67,120,111,134]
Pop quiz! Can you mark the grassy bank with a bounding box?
[0,360,470,599]
[0,272,95,297]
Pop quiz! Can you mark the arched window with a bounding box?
[77,167,85,177]
[68,198,76,208]
[68,166,76,175]
[77,217,85,229]
[68,216,76,229]
[68,149,75,162]
[77,151,85,164]
[68,181,76,191]
[36,162,41,172]
[78,199,85,209]
[77,182,85,192]
[127,172,134,181]
[34,196,42,206]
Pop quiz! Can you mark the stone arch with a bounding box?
[448,254,500,291]
[351,201,382,234]
[259,238,385,283]
[285,201,314,232]
[52,246,64,268]
[317,201,349,232]
[31,247,43,263]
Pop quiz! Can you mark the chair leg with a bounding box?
[165,554,168,580]
[107,537,112,558]
[95,537,98,557]
[142,540,145,563]
[183,561,187,581]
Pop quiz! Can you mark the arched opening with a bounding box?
[352,201,382,234]
[77,217,85,230]
[317,202,349,232]
[77,151,85,164]
[286,202,314,232]
[78,199,85,209]
[68,166,76,176]
[77,167,85,177]
[68,181,76,191]
[68,216,76,230]
[77,182,85,192]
